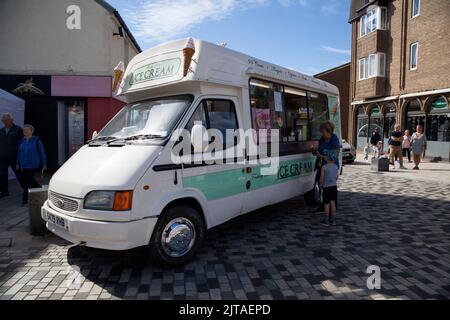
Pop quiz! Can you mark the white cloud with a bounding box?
[298,66,320,75]
[320,46,351,56]
[124,0,269,43]
[123,0,311,43]
[278,0,307,8]
[320,0,344,15]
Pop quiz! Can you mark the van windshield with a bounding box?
[96,95,193,140]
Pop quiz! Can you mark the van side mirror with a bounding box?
[92,131,98,140]
[191,123,208,153]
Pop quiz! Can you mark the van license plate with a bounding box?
[47,212,66,229]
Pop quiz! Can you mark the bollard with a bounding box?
[28,186,49,236]
[371,158,390,172]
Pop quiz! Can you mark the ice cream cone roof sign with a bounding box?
[183,38,196,77]
[112,61,125,92]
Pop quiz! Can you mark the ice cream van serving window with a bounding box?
[249,78,329,154]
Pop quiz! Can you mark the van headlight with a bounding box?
[84,191,133,211]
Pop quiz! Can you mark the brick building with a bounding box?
[0,0,141,169]
[348,0,450,160]
[316,63,351,140]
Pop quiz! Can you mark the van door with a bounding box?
[181,97,247,227]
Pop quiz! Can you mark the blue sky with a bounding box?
[108,0,351,75]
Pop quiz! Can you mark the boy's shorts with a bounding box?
[322,186,338,204]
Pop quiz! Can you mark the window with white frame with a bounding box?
[412,0,420,18]
[410,42,419,70]
[359,53,386,80]
[360,7,387,37]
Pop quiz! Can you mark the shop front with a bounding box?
[0,75,125,169]
[355,103,397,151]
[352,93,450,161]
[405,96,450,160]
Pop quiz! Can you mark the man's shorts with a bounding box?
[322,186,338,205]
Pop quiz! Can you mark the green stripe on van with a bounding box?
[182,157,315,201]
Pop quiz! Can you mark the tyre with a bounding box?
[148,205,205,266]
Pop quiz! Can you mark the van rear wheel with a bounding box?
[149,205,205,266]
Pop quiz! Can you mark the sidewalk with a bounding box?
[0,176,52,248]
[353,152,450,184]
[0,161,449,300]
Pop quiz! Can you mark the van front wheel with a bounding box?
[149,205,205,266]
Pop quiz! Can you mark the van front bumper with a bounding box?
[41,200,157,251]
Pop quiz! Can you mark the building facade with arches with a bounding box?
[348,0,450,160]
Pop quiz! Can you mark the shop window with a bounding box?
[412,0,420,18]
[284,87,308,142]
[369,105,384,139]
[249,79,330,154]
[384,104,397,139]
[308,92,329,141]
[57,100,86,164]
[405,99,425,133]
[356,106,369,149]
[250,79,284,144]
[426,97,449,142]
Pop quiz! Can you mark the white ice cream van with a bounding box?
[41,38,341,265]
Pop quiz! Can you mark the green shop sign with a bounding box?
[129,58,181,86]
[431,97,448,110]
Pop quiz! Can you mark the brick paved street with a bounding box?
[0,157,449,300]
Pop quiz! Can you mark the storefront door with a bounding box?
[57,100,86,165]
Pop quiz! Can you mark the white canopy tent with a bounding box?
[0,89,25,179]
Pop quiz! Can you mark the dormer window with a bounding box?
[360,7,387,37]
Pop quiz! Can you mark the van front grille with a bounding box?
[49,192,79,212]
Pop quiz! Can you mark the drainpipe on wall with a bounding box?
[350,22,359,146]
[398,0,408,129]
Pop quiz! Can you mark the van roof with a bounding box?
[118,38,339,97]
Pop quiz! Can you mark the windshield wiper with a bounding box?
[86,136,117,144]
[104,134,165,146]
[124,134,165,141]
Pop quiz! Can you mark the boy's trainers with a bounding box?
[330,219,337,226]
[320,219,330,227]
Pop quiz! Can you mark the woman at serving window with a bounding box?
[313,121,341,211]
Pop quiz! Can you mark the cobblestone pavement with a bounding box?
[0,157,449,300]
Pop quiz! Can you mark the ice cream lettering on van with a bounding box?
[129,58,181,86]
[277,159,314,180]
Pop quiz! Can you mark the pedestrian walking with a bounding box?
[402,130,412,163]
[0,113,23,198]
[411,125,427,170]
[320,150,339,227]
[389,124,406,169]
[16,124,47,204]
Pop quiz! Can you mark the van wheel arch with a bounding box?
[161,197,207,228]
